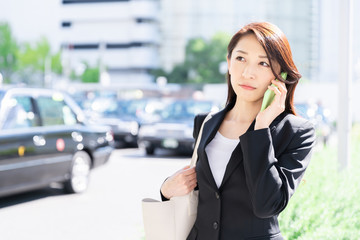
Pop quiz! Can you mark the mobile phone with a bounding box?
[260,72,287,111]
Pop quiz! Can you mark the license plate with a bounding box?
[162,139,179,149]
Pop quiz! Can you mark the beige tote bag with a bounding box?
[142,113,212,240]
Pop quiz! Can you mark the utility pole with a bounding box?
[44,55,52,88]
[99,41,110,87]
[338,0,353,170]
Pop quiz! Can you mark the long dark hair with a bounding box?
[226,22,301,115]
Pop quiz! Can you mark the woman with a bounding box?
[160,22,316,240]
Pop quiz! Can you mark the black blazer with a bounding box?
[185,103,316,240]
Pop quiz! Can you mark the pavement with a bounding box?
[0,148,190,240]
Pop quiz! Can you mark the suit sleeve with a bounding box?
[160,177,170,201]
[239,120,316,218]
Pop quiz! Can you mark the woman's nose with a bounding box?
[241,65,255,79]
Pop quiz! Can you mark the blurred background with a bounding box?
[0,0,359,117]
[0,0,359,239]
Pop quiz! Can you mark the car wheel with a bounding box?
[64,151,91,194]
[145,147,155,155]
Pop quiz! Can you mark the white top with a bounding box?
[205,131,240,188]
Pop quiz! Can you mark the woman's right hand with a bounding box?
[160,166,197,199]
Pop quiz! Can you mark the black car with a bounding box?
[87,97,165,148]
[0,88,114,198]
[138,99,219,155]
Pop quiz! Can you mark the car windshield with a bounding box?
[161,101,214,121]
[90,97,121,118]
[118,98,165,121]
[89,98,165,121]
[121,99,147,117]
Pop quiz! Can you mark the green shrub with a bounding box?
[279,124,360,239]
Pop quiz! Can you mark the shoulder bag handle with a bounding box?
[190,113,213,168]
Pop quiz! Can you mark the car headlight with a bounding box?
[129,121,139,135]
[139,125,156,137]
[106,130,114,142]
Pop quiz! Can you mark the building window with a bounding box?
[136,18,156,24]
[62,0,130,4]
[61,22,72,28]
[62,42,157,50]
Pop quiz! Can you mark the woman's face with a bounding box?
[227,33,280,103]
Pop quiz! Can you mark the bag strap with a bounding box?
[190,113,213,168]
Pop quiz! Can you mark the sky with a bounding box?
[0,0,61,49]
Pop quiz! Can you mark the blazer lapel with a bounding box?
[218,112,287,189]
[219,120,255,189]
[197,107,228,190]
[200,102,235,147]
[197,102,282,191]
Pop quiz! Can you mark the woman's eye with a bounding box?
[236,56,245,61]
[260,62,270,67]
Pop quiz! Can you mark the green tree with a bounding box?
[15,37,63,86]
[17,37,62,75]
[154,32,231,84]
[68,61,100,83]
[81,64,100,83]
[50,51,63,75]
[0,23,18,83]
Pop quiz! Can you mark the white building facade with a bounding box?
[60,0,160,87]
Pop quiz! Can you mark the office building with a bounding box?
[60,0,160,87]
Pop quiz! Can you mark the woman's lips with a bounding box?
[239,84,256,90]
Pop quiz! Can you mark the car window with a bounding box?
[161,101,213,120]
[2,96,38,129]
[125,100,147,116]
[89,97,121,118]
[37,96,77,126]
[0,90,5,103]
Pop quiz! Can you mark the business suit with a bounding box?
[185,101,316,240]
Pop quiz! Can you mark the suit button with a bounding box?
[213,221,219,230]
[215,192,220,199]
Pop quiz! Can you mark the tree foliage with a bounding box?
[0,23,63,86]
[17,37,62,75]
[0,23,18,83]
[81,64,100,83]
[153,32,231,84]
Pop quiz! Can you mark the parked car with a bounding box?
[87,97,166,148]
[0,88,114,198]
[138,99,219,155]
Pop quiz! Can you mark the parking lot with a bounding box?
[0,148,190,240]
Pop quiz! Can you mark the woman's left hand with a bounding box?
[255,79,287,130]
